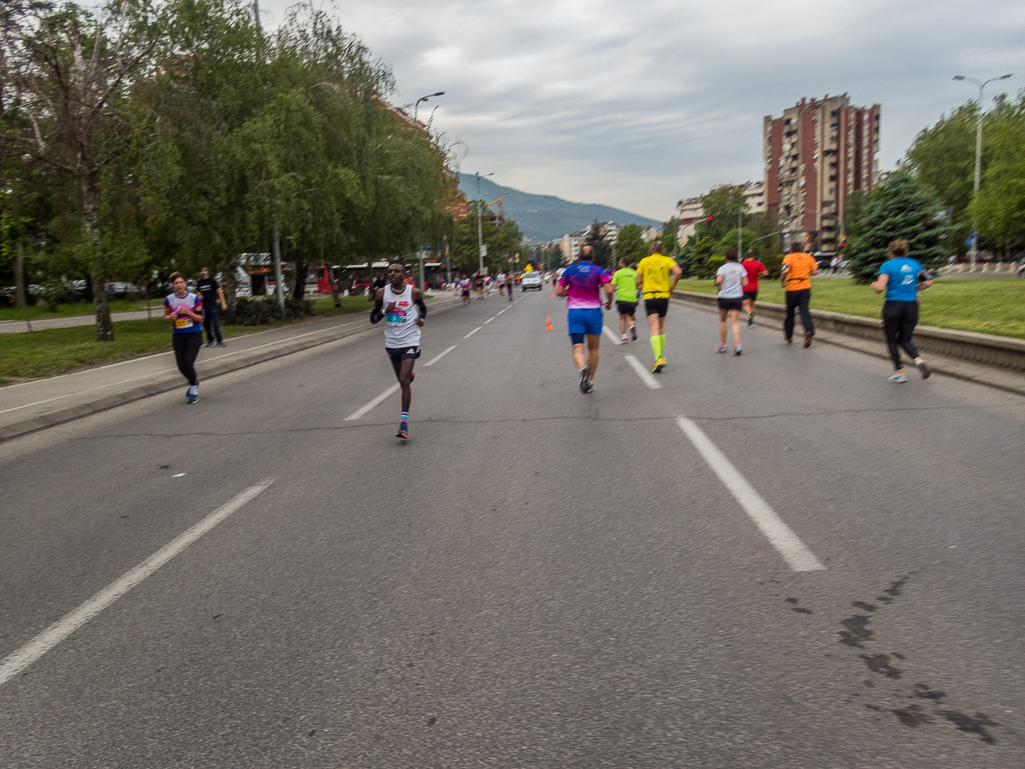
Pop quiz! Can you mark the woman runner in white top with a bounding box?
[371,262,427,439]
[714,248,749,355]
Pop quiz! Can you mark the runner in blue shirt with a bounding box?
[871,239,933,383]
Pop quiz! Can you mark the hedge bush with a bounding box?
[232,297,313,326]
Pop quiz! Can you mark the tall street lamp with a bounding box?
[414,91,444,123]
[953,73,1013,270]
[475,172,495,275]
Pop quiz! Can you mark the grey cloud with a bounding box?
[264,0,1024,219]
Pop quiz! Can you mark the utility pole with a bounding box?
[272,215,285,309]
[475,172,494,276]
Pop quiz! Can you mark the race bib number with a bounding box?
[175,317,194,329]
[386,305,407,326]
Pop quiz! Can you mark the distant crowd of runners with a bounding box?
[162,238,933,439]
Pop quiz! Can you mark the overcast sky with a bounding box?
[262,0,1025,221]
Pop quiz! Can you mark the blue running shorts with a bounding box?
[567,307,603,341]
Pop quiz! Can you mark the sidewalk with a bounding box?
[0,292,462,441]
[0,309,155,333]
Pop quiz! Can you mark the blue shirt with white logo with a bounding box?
[879,257,923,302]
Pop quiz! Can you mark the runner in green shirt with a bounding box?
[610,259,639,344]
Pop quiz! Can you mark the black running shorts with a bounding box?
[742,290,758,302]
[616,301,637,316]
[718,297,743,312]
[644,298,668,317]
[386,345,421,362]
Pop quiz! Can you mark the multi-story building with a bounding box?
[560,230,587,263]
[764,93,880,252]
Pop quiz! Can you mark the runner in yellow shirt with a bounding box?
[635,241,682,372]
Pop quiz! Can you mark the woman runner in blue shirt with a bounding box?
[871,239,933,383]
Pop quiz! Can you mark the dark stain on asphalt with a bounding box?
[860,653,902,679]
[913,684,946,702]
[892,704,930,727]
[159,464,170,469]
[891,652,905,660]
[427,716,438,727]
[308,729,317,737]
[839,615,873,647]
[940,711,999,744]
[853,601,876,612]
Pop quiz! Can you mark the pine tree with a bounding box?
[847,173,951,283]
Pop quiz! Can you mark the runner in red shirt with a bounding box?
[740,251,767,328]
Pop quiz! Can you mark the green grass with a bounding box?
[675,277,1025,339]
[0,294,389,382]
[0,299,153,322]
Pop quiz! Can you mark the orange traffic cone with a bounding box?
[549,291,554,298]
[545,317,553,331]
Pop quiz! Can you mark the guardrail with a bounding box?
[672,290,1025,372]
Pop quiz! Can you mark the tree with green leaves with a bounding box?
[846,173,951,283]
[971,93,1025,254]
[701,186,747,241]
[660,216,679,255]
[614,223,647,263]
[583,221,613,267]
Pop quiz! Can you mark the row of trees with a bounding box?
[1,0,454,339]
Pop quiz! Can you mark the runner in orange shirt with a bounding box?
[780,238,819,347]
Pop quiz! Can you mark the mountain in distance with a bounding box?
[457,173,661,243]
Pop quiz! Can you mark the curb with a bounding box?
[0,295,463,442]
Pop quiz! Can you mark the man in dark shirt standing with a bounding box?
[196,267,227,347]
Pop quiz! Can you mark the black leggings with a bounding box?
[172,332,202,386]
[882,301,920,370]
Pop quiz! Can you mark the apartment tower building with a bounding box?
[763,94,880,251]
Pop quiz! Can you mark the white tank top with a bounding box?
[382,283,421,348]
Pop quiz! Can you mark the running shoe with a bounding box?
[803,331,814,348]
[715,345,728,354]
[630,325,637,342]
[205,341,214,347]
[747,315,754,328]
[216,342,226,347]
[785,337,793,345]
[187,386,200,404]
[733,346,742,356]
[578,367,590,393]
[888,373,908,383]
[652,356,666,373]
[621,334,629,345]
[915,358,931,380]
[396,426,409,439]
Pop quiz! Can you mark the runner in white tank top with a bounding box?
[370,263,427,440]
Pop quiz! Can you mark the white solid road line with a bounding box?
[344,384,400,421]
[464,326,481,339]
[484,318,494,324]
[424,345,457,367]
[676,417,825,572]
[0,480,275,688]
[625,354,663,390]
[602,326,620,344]
[497,309,506,315]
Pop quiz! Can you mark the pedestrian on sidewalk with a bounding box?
[163,272,204,404]
[740,250,767,327]
[871,239,933,383]
[636,240,682,372]
[196,267,227,347]
[556,245,614,393]
[610,258,639,344]
[780,237,819,347]
[715,248,748,355]
[370,262,428,440]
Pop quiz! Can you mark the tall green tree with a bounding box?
[583,221,613,267]
[613,223,646,263]
[701,186,747,241]
[971,93,1025,253]
[660,216,679,255]
[846,172,951,283]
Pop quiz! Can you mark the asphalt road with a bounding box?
[1,287,1023,768]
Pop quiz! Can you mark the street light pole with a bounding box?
[414,91,445,123]
[475,172,495,275]
[953,73,1012,270]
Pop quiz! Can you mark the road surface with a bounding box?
[1,289,1023,767]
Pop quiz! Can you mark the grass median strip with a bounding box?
[675,277,1025,339]
[0,296,375,383]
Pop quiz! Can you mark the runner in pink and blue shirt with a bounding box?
[555,246,614,393]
